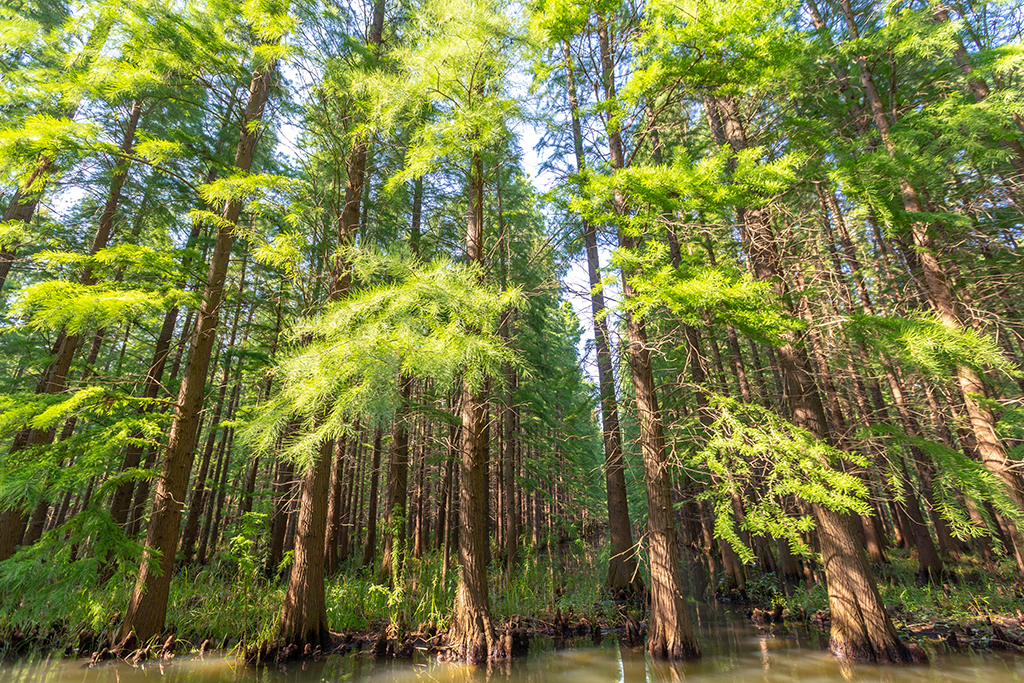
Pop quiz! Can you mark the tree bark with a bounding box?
[362,428,383,567]
[380,376,412,583]
[446,152,504,663]
[837,0,1024,573]
[598,13,697,659]
[710,93,912,663]
[325,435,348,575]
[277,440,332,649]
[117,61,275,647]
[562,39,642,597]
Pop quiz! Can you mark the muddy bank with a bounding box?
[742,599,1024,656]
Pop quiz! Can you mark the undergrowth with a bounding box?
[773,549,1024,627]
[0,535,618,657]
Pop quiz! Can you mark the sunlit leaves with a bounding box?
[133,135,183,166]
[570,154,730,232]
[693,394,871,562]
[245,249,523,466]
[251,231,306,277]
[0,115,97,179]
[0,220,30,250]
[631,0,801,97]
[846,312,1019,380]
[369,0,525,189]
[629,256,802,343]
[9,280,190,333]
[863,423,1024,537]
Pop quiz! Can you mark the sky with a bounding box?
[517,116,619,389]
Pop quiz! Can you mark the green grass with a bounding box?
[0,533,622,658]
[775,549,1024,629]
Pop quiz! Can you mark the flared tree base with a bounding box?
[829,633,925,664]
[648,632,701,661]
[444,613,507,664]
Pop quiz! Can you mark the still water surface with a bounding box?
[3,606,1023,683]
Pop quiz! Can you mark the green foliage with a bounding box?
[0,387,165,517]
[0,220,30,250]
[785,582,830,616]
[197,172,296,213]
[846,312,1019,380]
[788,551,1024,628]
[570,156,730,235]
[0,504,141,634]
[364,0,525,191]
[863,423,1024,536]
[9,280,182,333]
[692,394,871,562]
[245,248,523,465]
[0,115,98,180]
[627,250,801,344]
[493,542,616,624]
[631,0,801,97]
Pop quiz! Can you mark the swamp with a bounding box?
[3,0,1024,676]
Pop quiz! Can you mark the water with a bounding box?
[3,607,1024,683]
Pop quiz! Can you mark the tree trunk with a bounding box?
[117,61,275,647]
[325,435,348,575]
[362,429,383,567]
[277,440,332,649]
[266,457,295,577]
[277,0,386,643]
[561,39,641,596]
[446,153,503,663]
[837,0,1024,574]
[597,13,697,658]
[380,376,412,583]
[502,365,519,571]
[437,419,456,551]
[710,93,912,663]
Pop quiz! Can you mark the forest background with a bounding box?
[1,0,1024,666]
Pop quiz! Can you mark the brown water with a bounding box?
[3,607,1022,683]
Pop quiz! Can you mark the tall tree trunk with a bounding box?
[181,261,249,562]
[362,429,383,567]
[447,153,503,663]
[436,418,457,551]
[325,435,348,575]
[562,39,642,597]
[380,376,412,583]
[204,425,235,561]
[112,138,236,532]
[837,0,1024,574]
[277,440,332,649]
[267,459,295,577]
[117,61,275,647]
[710,93,912,663]
[598,14,697,659]
[276,0,387,645]
[339,426,361,561]
[502,365,519,572]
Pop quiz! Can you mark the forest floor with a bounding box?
[3,546,1024,662]
[740,548,1024,656]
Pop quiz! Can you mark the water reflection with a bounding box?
[4,610,1024,683]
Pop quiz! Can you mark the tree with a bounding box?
[117,10,284,643]
[531,0,645,599]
